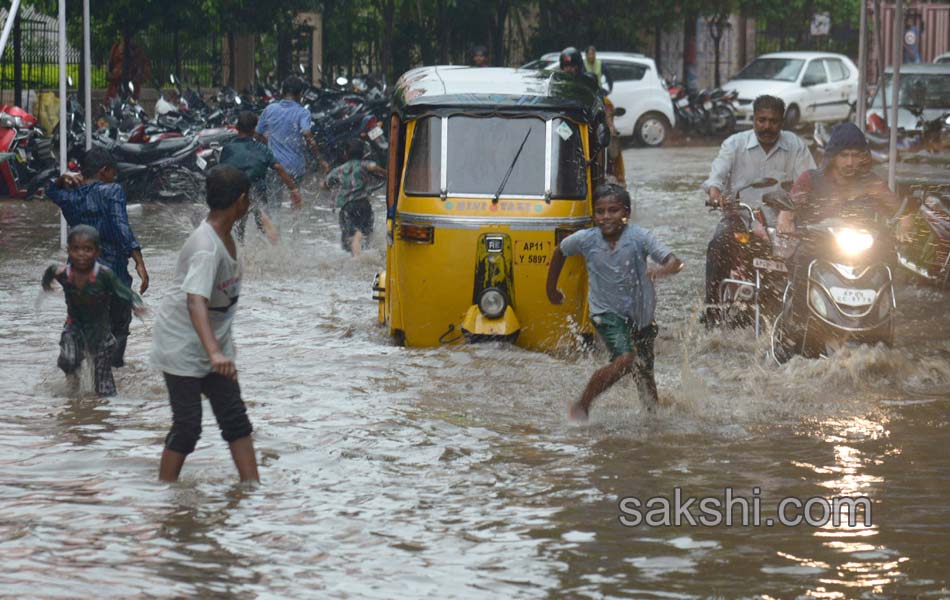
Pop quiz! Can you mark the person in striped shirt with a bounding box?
[46,148,149,367]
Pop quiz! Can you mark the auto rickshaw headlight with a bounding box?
[478,288,507,319]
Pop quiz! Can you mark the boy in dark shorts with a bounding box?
[47,148,149,368]
[221,111,303,244]
[150,165,259,483]
[42,225,144,397]
[546,184,684,421]
[324,139,387,255]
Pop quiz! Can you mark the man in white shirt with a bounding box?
[700,95,816,325]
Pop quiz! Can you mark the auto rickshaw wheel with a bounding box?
[392,329,406,347]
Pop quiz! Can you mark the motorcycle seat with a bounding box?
[113,137,193,161]
[117,162,148,176]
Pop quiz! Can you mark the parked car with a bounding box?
[867,63,950,132]
[725,51,859,129]
[934,52,950,65]
[521,51,676,147]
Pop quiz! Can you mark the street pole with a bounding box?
[83,0,92,150]
[856,0,868,132]
[887,0,903,193]
[59,0,68,248]
[0,0,22,55]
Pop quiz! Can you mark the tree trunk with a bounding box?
[654,23,662,75]
[490,1,511,66]
[380,0,395,82]
[683,13,697,90]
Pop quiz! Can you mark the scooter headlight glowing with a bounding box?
[478,288,507,319]
[833,228,874,256]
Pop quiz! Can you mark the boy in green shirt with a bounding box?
[42,225,144,396]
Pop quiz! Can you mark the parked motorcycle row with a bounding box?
[665,74,738,138]
[0,68,392,204]
[813,109,950,166]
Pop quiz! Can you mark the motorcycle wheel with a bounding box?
[158,166,205,203]
[709,105,736,136]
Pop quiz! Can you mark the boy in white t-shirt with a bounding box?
[151,165,259,483]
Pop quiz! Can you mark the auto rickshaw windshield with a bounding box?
[404,115,587,199]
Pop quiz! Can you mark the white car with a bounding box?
[521,52,676,147]
[725,51,859,129]
[867,63,950,132]
[934,52,950,64]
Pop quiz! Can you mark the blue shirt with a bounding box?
[256,99,312,178]
[46,181,141,286]
[559,224,672,328]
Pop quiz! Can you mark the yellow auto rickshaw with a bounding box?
[373,66,611,352]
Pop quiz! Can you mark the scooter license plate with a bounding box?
[753,257,787,273]
[829,287,876,307]
[195,155,207,170]
[703,101,713,110]
[676,98,690,108]
[368,125,384,141]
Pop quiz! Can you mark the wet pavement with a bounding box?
[1,144,949,598]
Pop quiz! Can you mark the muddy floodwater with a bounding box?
[1,145,949,599]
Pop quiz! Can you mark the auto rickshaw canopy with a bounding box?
[392,66,605,123]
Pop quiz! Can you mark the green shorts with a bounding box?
[591,313,658,361]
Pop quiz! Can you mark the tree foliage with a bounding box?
[24,0,865,85]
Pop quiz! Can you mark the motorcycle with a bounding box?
[709,177,793,336]
[0,104,54,198]
[769,194,896,362]
[860,110,950,163]
[895,184,950,287]
[667,75,737,137]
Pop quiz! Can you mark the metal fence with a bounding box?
[0,16,222,110]
[756,18,860,58]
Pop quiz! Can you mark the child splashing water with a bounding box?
[323,139,387,255]
[42,225,144,397]
[546,184,684,421]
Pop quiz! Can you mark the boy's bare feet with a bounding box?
[568,401,589,422]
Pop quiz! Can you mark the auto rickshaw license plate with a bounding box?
[514,240,552,266]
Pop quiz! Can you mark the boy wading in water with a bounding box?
[151,165,259,483]
[42,225,144,396]
[46,148,149,368]
[546,184,684,421]
[323,139,387,255]
[221,111,303,244]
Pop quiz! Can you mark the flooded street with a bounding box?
[2,144,949,599]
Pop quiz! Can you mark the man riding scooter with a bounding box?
[701,95,815,325]
[773,122,911,359]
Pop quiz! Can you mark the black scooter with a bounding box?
[769,194,896,363]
